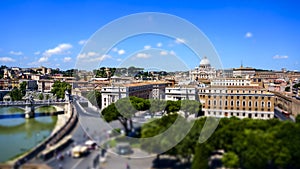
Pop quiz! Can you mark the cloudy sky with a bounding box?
[0,0,299,71]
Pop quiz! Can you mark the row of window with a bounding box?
[199,89,266,94]
[207,100,272,108]
[211,82,250,86]
[207,111,272,118]
[204,95,272,100]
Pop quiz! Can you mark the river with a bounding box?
[0,106,58,162]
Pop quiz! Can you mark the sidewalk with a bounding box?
[51,114,68,136]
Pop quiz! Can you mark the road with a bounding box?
[32,98,156,169]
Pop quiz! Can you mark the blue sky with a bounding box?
[0,0,299,71]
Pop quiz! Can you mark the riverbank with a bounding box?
[5,105,77,168]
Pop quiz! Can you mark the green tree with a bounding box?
[102,97,138,135]
[165,100,181,113]
[222,152,240,168]
[38,93,44,100]
[181,100,201,118]
[50,81,71,99]
[9,87,23,101]
[19,81,27,96]
[45,94,50,100]
[86,90,101,108]
[149,99,166,117]
[285,86,290,92]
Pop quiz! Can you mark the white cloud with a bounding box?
[116,58,122,62]
[78,40,87,45]
[34,51,41,55]
[157,42,162,47]
[9,51,23,55]
[169,50,176,55]
[0,57,15,62]
[144,45,151,50]
[63,57,72,62]
[160,51,168,56]
[44,43,72,56]
[77,52,111,62]
[77,52,99,59]
[273,55,288,59]
[38,56,48,62]
[118,49,125,55]
[136,53,150,59]
[39,43,72,63]
[175,38,186,44]
[245,32,253,38]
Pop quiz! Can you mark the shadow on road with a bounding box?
[151,157,190,169]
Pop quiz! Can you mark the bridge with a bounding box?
[0,100,71,118]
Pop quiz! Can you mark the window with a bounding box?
[237,113,239,116]
[237,96,240,99]
[261,101,265,108]
[243,113,246,116]
[225,100,228,106]
[219,100,222,106]
[248,101,252,107]
[214,100,217,106]
[268,101,271,108]
[237,100,240,107]
[243,96,246,99]
[242,101,246,107]
[255,101,258,107]
[231,100,234,106]
[208,100,211,105]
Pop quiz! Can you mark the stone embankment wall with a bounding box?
[13,104,78,169]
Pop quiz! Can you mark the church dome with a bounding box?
[200,56,210,66]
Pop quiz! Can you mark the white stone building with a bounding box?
[165,87,198,101]
[190,56,216,80]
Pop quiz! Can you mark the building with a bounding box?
[101,81,170,109]
[190,56,216,80]
[210,78,251,86]
[233,66,255,78]
[199,86,275,119]
[38,79,54,92]
[165,87,198,101]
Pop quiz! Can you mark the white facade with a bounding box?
[211,78,251,86]
[101,82,169,109]
[165,87,198,101]
[191,56,216,80]
[101,86,129,108]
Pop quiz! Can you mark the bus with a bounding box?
[71,145,89,158]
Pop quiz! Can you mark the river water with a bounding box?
[0,106,57,162]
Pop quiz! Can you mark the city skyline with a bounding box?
[0,0,299,71]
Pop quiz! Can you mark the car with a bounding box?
[116,143,133,155]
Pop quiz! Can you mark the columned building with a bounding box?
[191,56,216,80]
[101,82,170,109]
[165,87,198,101]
